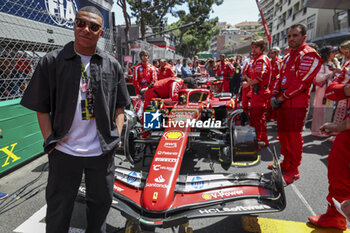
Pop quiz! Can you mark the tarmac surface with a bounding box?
[0,119,349,233]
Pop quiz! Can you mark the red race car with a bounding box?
[113,88,285,233]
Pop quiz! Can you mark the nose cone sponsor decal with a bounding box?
[153,192,158,200]
[155,175,165,183]
[163,131,184,140]
[164,142,177,148]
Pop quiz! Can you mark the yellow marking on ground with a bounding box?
[242,216,350,233]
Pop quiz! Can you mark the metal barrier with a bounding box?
[0,0,114,101]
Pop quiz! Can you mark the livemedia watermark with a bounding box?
[143,111,222,129]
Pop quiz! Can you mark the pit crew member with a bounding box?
[270,23,321,184]
[308,40,350,230]
[216,54,235,93]
[143,77,197,109]
[267,47,282,121]
[133,50,157,95]
[242,39,271,146]
[241,53,254,115]
[158,59,176,80]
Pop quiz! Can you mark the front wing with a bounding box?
[112,154,286,228]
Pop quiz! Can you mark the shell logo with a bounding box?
[164,131,184,140]
[202,193,212,200]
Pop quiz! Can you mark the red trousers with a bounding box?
[250,93,268,144]
[327,130,350,207]
[223,76,231,93]
[277,101,307,170]
[266,98,277,120]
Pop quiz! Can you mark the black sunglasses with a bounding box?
[75,18,102,32]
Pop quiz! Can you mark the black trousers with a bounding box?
[45,149,115,233]
[230,75,241,95]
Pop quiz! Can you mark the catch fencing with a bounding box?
[0,0,114,101]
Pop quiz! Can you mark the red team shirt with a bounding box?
[272,42,322,107]
[133,62,157,95]
[216,60,235,77]
[270,57,282,90]
[242,59,254,79]
[158,65,176,80]
[251,54,271,96]
[326,60,350,118]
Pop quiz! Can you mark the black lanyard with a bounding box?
[75,49,95,119]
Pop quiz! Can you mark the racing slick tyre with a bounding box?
[228,110,258,165]
[123,112,145,165]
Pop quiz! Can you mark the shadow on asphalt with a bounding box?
[192,215,247,233]
[31,161,49,173]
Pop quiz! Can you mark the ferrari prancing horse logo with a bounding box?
[153,192,158,200]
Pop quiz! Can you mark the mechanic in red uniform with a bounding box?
[242,39,271,146]
[241,53,254,115]
[158,59,176,80]
[266,47,282,121]
[133,50,157,95]
[270,24,321,184]
[308,40,350,230]
[143,77,184,109]
[216,54,235,93]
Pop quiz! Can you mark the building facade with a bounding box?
[258,0,275,34]
[210,29,242,54]
[209,22,261,55]
[271,0,335,50]
[235,21,261,33]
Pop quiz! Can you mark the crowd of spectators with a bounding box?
[0,55,31,100]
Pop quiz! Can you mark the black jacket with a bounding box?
[21,42,130,153]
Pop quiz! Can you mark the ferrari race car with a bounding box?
[112,87,286,233]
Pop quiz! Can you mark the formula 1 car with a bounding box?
[112,88,286,233]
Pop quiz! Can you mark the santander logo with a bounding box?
[155,175,165,183]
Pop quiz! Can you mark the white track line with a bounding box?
[291,184,316,216]
[14,204,84,233]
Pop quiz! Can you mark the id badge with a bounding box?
[81,99,95,120]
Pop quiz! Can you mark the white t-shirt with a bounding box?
[175,63,182,75]
[55,53,103,157]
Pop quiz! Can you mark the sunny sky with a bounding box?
[112,0,260,26]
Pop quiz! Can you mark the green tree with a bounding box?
[124,0,223,56]
[169,0,223,57]
[126,0,185,39]
[172,18,220,57]
[117,0,131,55]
